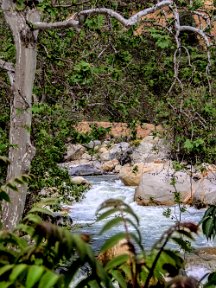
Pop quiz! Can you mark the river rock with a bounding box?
[135,165,195,205]
[192,167,216,206]
[185,247,216,279]
[98,146,109,154]
[84,140,101,149]
[69,161,102,176]
[109,142,130,159]
[64,143,86,162]
[100,151,111,161]
[132,136,169,163]
[119,163,153,186]
[101,159,119,172]
[115,164,122,173]
[81,152,95,161]
[70,176,90,185]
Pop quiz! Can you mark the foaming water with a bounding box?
[69,175,213,251]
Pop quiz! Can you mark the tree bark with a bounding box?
[2,3,39,229]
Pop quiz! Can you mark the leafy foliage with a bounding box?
[28,104,86,203]
[201,205,216,240]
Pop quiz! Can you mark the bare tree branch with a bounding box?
[31,0,173,30]
[31,19,79,30]
[77,1,173,26]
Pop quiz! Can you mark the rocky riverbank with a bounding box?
[60,122,216,208]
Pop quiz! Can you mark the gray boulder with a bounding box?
[135,168,195,206]
[192,171,216,206]
[69,162,102,176]
[64,144,86,162]
[132,136,169,163]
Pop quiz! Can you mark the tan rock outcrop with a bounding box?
[75,121,162,140]
[119,163,154,186]
[101,159,119,172]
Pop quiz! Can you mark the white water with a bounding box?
[69,175,216,283]
[69,175,212,251]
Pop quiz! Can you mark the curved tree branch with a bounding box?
[77,1,173,26]
[32,0,173,30]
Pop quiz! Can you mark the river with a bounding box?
[69,175,215,284]
[69,175,212,250]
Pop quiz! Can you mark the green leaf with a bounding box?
[171,237,191,251]
[9,264,27,281]
[183,139,194,151]
[26,265,45,288]
[96,208,120,221]
[96,199,139,225]
[111,270,127,288]
[202,217,214,239]
[89,280,100,288]
[0,265,13,277]
[0,282,13,288]
[24,213,42,223]
[99,217,123,235]
[100,232,127,253]
[16,224,35,237]
[29,207,53,216]
[105,254,129,271]
[71,234,88,260]
[5,182,18,191]
[38,271,59,288]
[163,249,183,267]
[176,229,194,240]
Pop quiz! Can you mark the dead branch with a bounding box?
[31,1,173,30]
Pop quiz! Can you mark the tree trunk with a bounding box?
[2,5,40,229]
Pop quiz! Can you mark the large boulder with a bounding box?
[132,136,169,163]
[64,143,86,162]
[69,162,102,176]
[135,164,196,206]
[99,142,132,163]
[109,142,130,159]
[119,163,153,186]
[192,166,216,206]
[101,159,119,172]
[70,176,90,185]
[68,159,102,176]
